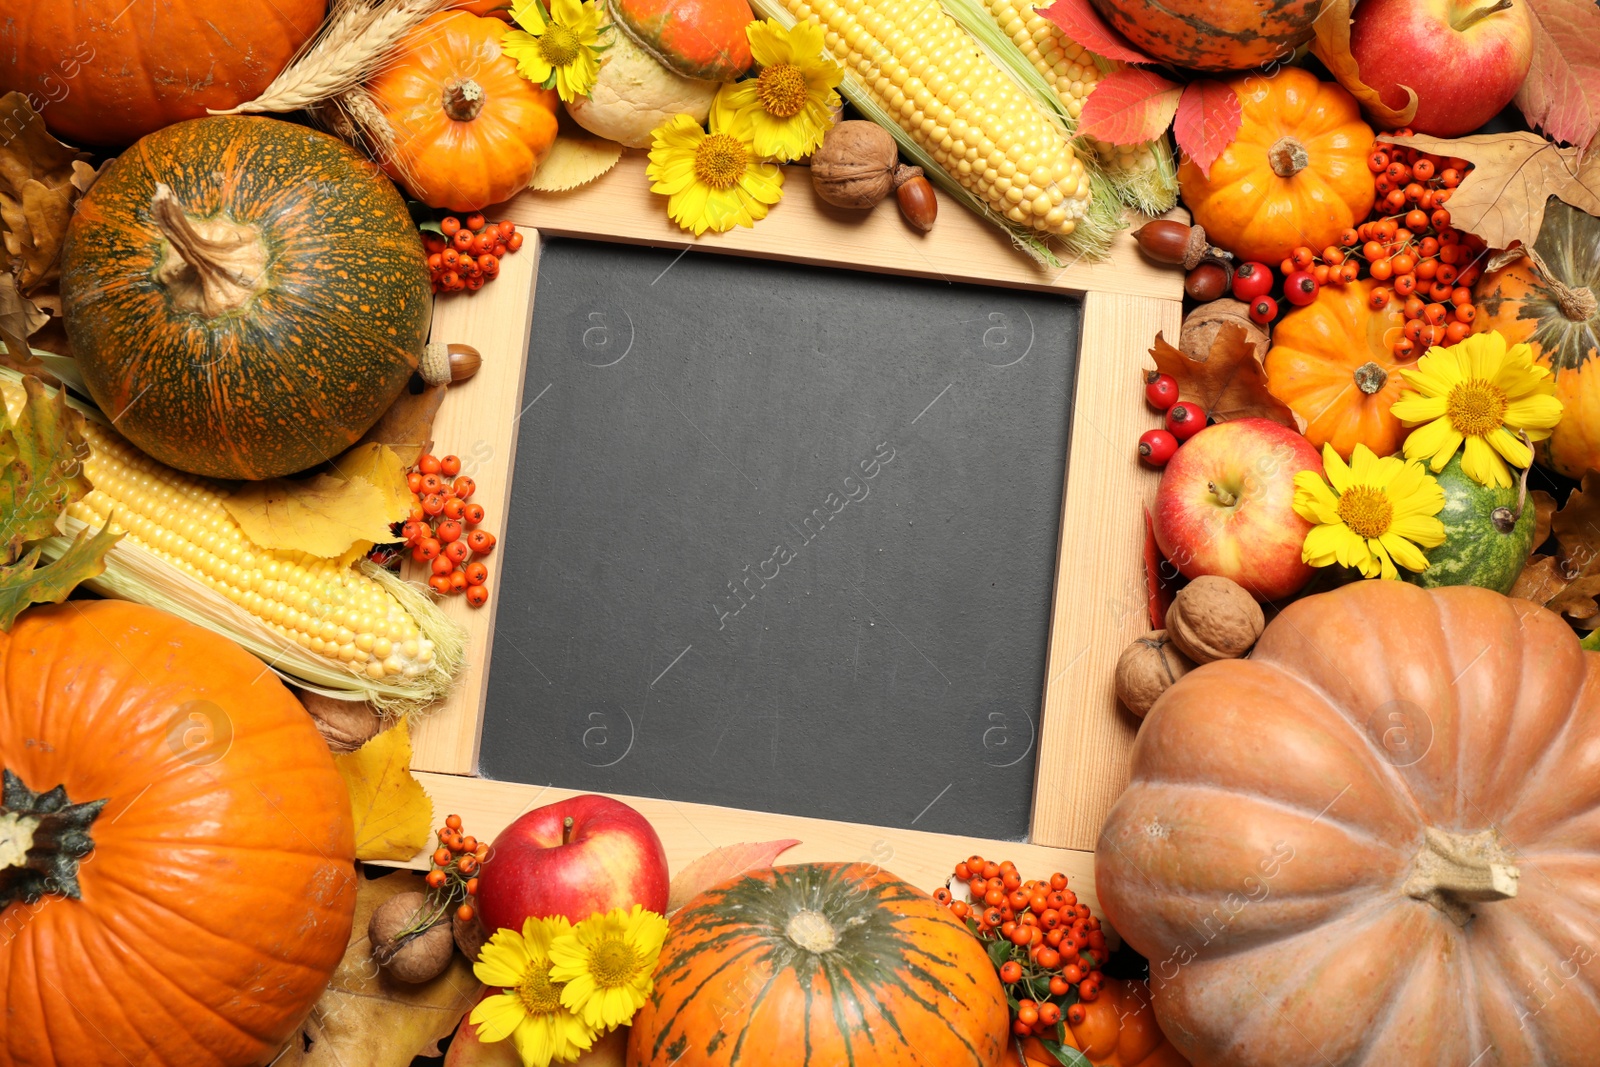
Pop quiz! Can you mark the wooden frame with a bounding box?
[398,151,1183,901]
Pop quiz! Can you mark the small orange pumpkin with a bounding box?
[368,11,560,212]
[1004,979,1190,1067]
[1179,69,1375,266]
[1265,280,1412,458]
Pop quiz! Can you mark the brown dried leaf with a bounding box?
[1511,554,1569,603]
[1517,0,1600,149]
[1149,326,1297,427]
[1550,576,1600,621]
[18,179,72,288]
[1533,489,1559,549]
[1310,0,1417,128]
[1553,473,1600,577]
[0,273,48,363]
[1377,131,1600,250]
[0,93,91,295]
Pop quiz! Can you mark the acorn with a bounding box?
[1184,262,1231,301]
[1133,220,1232,271]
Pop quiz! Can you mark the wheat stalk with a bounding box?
[212,0,452,116]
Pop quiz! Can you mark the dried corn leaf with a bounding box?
[531,136,624,192]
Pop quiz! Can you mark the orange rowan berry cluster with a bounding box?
[423,213,525,294]
[425,814,487,924]
[402,453,497,607]
[934,855,1109,1039]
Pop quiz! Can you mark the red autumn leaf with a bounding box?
[1172,80,1242,178]
[1517,0,1600,148]
[667,839,801,912]
[1077,68,1183,146]
[1144,507,1175,630]
[1036,0,1154,65]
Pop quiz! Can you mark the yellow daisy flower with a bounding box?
[1292,443,1447,581]
[503,0,608,103]
[646,115,784,236]
[709,19,843,162]
[471,916,599,1067]
[548,904,669,1030]
[1390,330,1564,489]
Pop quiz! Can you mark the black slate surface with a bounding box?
[477,238,1080,840]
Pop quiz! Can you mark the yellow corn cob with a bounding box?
[785,0,1092,235]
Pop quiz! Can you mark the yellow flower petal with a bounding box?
[1390,513,1447,547]
[1380,531,1432,572]
[1505,392,1564,431]
[511,0,547,32]
[710,81,761,136]
[1389,393,1449,424]
[1322,444,1353,494]
[471,993,530,1045]
[1372,541,1400,580]
[1302,522,1348,567]
[550,0,584,24]
[1486,425,1534,470]
[476,932,535,988]
[1460,433,1514,489]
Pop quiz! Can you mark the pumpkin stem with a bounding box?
[0,768,107,909]
[1499,245,1599,321]
[444,79,486,122]
[785,908,840,953]
[150,183,267,319]
[1207,481,1239,508]
[1403,826,1519,927]
[1450,0,1515,32]
[1353,361,1388,396]
[1267,137,1310,179]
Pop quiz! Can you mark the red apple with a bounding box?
[1349,0,1533,137]
[1153,418,1322,603]
[476,794,670,935]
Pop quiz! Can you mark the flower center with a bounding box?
[539,25,582,66]
[1445,378,1509,437]
[756,63,809,118]
[1338,485,1394,540]
[515,966,566,1015]
[589,938,642,987]
[694,133,748,190]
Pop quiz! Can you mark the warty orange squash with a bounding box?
[1087,0,1323,72]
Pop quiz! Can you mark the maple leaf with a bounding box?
[1149,326,1297,427]
[334,721,434,862]
[1035,0,1154,64]
[1516,0,1600,149]
[1077,69,1182,146]
[223,442,413,563]
[667,839,802,912]
[0,524,118,631]
[1377,131,1600,250]
[1172,81,1242,178]
[1309,0,1417,129]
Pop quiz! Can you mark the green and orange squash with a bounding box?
[1408,453,1535,594]
[0,601,357,1066]
[1473,199,1600,479]
[60,115,429,481]
[1087,0,1323,72]
[628,862,1010,1066]
[610,0,755,82]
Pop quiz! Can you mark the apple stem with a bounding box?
[1450,0,1514,32]
[1208,481,1239,508]
[562,816,574,845]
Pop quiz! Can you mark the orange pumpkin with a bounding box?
[1473,199,1600,478]
[1097,581,1600,1067]
[0,601,357,1066]
[1265,280,1412,458]
[0,0,324,146]
[450,0,513,18]
[1087,0,1323,72]
[1178,69,1374,266]
[1004,979,1190,1067]
[628,862,1011,1066]
[368,11,560,212]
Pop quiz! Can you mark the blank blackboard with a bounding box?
[479,239,1080,840]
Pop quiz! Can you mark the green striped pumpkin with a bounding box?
[627,862,1010,1067]
[1409,453,1535,594]
[60,115,429,481]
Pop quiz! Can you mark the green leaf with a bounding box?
[987,935,1014,970]
[0,521,119,630]
[1037,1038,1094,1067]
[0,375,92,561]
[417,219,445,236]
[1582,628,1600,651]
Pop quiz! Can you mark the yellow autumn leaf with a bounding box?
[530,135,624,192]
[334,720,434,862]
[222,443,412,561]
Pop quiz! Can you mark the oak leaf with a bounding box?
[666,839,802,912]
[1533,489,1558,550]
[1377,131,1600,251]
[1172,80,1242,179]
[223,442,412,563]
[1036,0,1154,65]
[0,524,119,631]
[0,92,94,293]
[334,721,434,862]
[1508,554,1600,625]
[530,136,624,192]
[1510,554,1568,604]
[1516,0,1600,149]
[1309,0,1417,129]
[0,375,90,557]
[1149,326,1297,427]
[1553,473,1600,577]
[1077,69,1182,146]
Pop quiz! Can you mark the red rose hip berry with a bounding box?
[1284,270,1320,306]
[1231,261,1274,301]
[1144,371,1179,411]
[1138,428,1179,467]
[1165,401,1206,440]
[1248,295,1279,325]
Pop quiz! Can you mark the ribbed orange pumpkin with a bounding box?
[628,863,1010,1066]
[0,0,325,146]
[368,11,560,212]
[1004,979,1190,1067]
[1265,279,1412,458]
[1087,0,1323,71]
[1178,69,1374,266]
[0,601,357,1067]
[1097,581,1600,1067]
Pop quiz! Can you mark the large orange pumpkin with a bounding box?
[0,0,325,146]
[1178,69,1374,266]
[368,11,561,212]
[1004,979,1190,1067]
[1087,0,1323,71]
[0,601,357,1067]
[1265,279,1413,457]
[1097,581,1600,1067]
[628,862,1010,1066]
[1473,199,1600,479]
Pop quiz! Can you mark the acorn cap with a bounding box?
[610,0,755,82]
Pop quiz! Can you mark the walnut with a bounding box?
[1115,630,1197,718]
[1166,575,1265,664]
[810,121,899,209]
[1180,299,1270,362]
[453,910,487,962]
[369,891,455,984]
[295,689,384,753]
